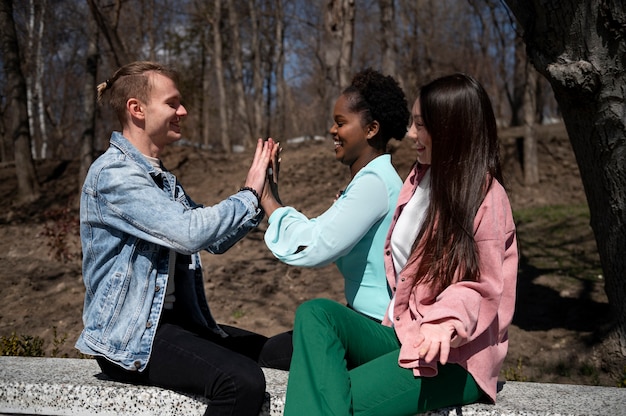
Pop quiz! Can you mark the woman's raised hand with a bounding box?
[244,138,275,198]
[261,139,283,215]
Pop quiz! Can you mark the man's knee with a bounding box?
[235,363,266,400]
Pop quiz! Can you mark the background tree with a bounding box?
[0,0,39,203]
[24,0,48,159]
[0,92,6,162]
[322,0,355,115]
[378,0,397,78]
[86,0,131,67]
[212,0,230,152]
[504,0,626,356]
[271,0,287,140]
[469,0,540,186]
[226,0,253,148]
[248,0,265,138]
[78,17,99,193]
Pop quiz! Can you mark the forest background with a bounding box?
[1,0,625,387]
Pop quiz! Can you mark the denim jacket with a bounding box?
[75,132,263,371]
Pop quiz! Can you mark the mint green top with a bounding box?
[264,155,401,320]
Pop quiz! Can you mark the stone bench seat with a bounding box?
[1,356,624,415]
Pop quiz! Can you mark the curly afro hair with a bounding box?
[342,68,410,149]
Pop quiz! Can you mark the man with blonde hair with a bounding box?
[76,61,276,416]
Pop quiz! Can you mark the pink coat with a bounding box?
[381,164,518,403]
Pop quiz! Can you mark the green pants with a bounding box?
[284,298,482,416]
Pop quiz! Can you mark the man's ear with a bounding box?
[127,98,144,120]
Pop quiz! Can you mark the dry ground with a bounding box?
[1,127,624,387]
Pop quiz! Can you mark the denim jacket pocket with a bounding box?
[97,240,161,350]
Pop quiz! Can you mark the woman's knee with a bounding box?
[295,298,341,323]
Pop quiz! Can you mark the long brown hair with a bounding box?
[408,73,503,294]
[96,61,180,124]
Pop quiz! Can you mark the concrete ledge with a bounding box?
[0,356,286,415]
[425,381,626,415]
[1,356,624,415]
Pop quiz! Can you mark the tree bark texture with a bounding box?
[201,31,212,149]
[510,34,540,185]
[26,0,48,159]
[272,0,287,141]
[505,0,626,354]
[0,0,40,203]
[379,0,397,78]
[86,0,131,67]
[323,0,355,118]
[337,0,355,90]
[248,0,264,139]
[79,17,99,195]
[226,0,253,147]
[213,0,230,152]
[522,67,539,185]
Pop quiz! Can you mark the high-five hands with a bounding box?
[244,138,276,199]
[260,138,282,216]
[267,138,281,204]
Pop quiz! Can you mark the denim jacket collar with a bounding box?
[109,131,178,195]
[110,132,159,176]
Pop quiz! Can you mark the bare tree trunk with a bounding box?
[0,0,39,203]
[201,27,211,149]
[248,0,263,138]
[337,0,354,89]
[34,5,46,159]
[226,0,253,148]
[505,0,626,355]
[213,0,230,152]
[25,0,47,159]
[145,0,156,61]
[510,33,539,185]
[522,67,539,185]
[79,17,99,195]
[0,107,6,162]
[273,0,286,139]
[379,0,396,77]
[86,0,131,67]
[323,0,355,118]
[26,0,36,158]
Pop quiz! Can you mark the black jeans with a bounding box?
[97,310,269,416]
[257,330,294,371]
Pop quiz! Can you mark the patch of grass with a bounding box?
[514,204,602,281]
[578,363,600,385]
[232,309,246,319]
[1,327,72,358]
[51,327,69,358]
[554,360,572,377]
[503,357,527,382]
[514,204,590,225]
[1,332,45,357]
[618,366,626,388]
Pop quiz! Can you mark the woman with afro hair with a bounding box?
[258,68,410,370]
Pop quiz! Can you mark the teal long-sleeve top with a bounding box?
[264,154,401,320]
